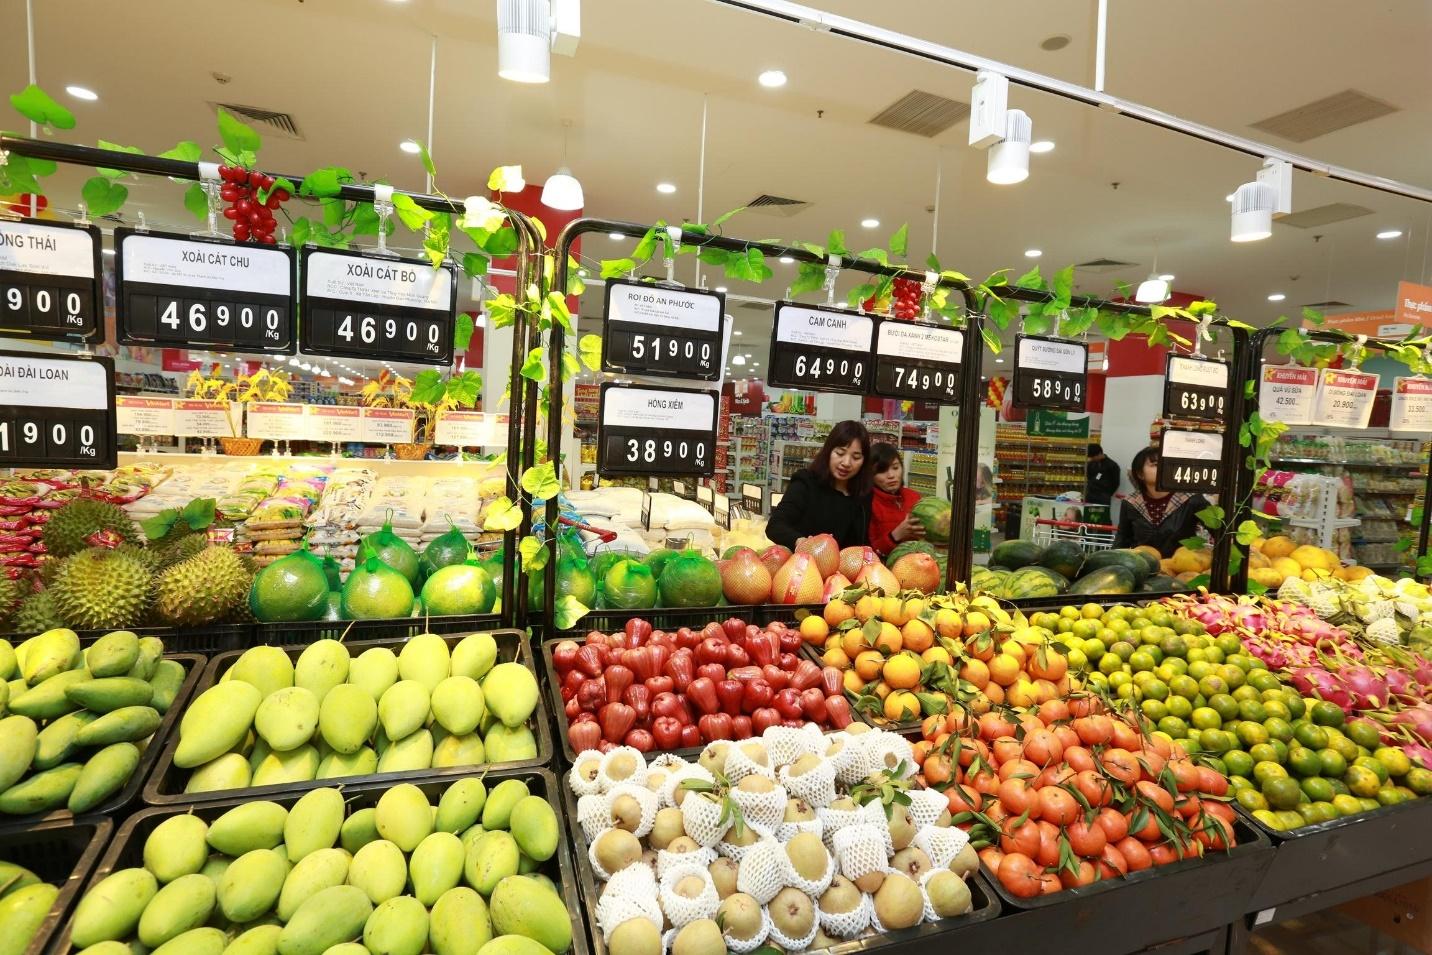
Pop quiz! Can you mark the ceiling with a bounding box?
[3,0,1431,384]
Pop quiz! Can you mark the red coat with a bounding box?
[869,486,921,556]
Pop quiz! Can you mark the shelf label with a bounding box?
[301,248,456,365]
[1257,366,1317,425]
[597,383,718,477]
[0,217,103,343]
[741,482,763,512]
[173,399,234,437]
[767,301,873,395]
[116,229,296,354]
[1390,377,1432,433]
[714,492,731,529]
[0,351,114,467]
[1164,355,1230,422]
[1013,335,1087,410]
[1157,428,1222,493]
[602,280,725,380]
[1314,367,1378,429]
[434,410,507,447]
[116,396,175,435]
[871,318,963,402]
[360,407,416,444]
[245,401,306,440]
[307,405,363,442]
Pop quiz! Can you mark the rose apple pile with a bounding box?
[553,617,853,754]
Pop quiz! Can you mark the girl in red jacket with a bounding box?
[868,442,925,556]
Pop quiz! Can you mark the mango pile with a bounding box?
[175,633,540,793]
[64,778,571,955]
[0,628,186,816]
[0,858,61,954]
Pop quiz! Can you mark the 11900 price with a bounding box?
[0,411,108,465]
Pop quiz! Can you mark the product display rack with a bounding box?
[730,415,770,489]
[906,448,939,495]
[994,423,1099,509]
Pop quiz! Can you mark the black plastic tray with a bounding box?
[251,612,502,646]
[559,772,999,955]
[0,653,203,831]
[2,815,110,955]
[54,768,588,955]
[1237,794,1432,911]
[3,625,254,655]
[142,630,551,806]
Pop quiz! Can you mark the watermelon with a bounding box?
[1141,574,1186,593]
[997,566,1067,600]
[1080,549,1151,585]
[1069,565,1137,595]
[1040,540,1085,580]
[970,567,1009,594]
[887,540,939,567]
[990,539,1046,570]
[912,497,952,544]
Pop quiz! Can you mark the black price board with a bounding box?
[767,301,873,395]
[301,247,457,365]
[0,217,103,344]
[0,351,115,468]
[115,229,296,354]
[1163,355,1230,423]
[602,280,725,380]
[1013,334,1087,410]
[597,383,718,477]
[1157,428,1222,494]
[871,317,964,402]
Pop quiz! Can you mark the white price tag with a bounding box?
[173,399,234,438]
[434,410,508,447]
[116,396,175,436]
[245,402,307,440]
[774,303,874,352]
[1390,377,1432,433]
[1258,366,1318,425]
[360,407,416,444]
[1313,367,1378,429]
[307,405,363,442]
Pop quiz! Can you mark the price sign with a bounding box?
[0,217,103,343]
[174,400,234,438]
[714,492,732,529]
[301,248,456,364]
[1013,335,1087,410]
[767,302,873,395]
[245,402,306,441]
[116,229,296,354]
[871,318,963,402]
[1258,366,1317,425]
[360,407,416,444]
[116,396,175,436]
[434,410,507,447]
[741,483,763,512]
[602,280,724,379]
[1163,355,1230,422]
[1157,429,1222,494]
[1390,377,1432,432]
[597,383,718,477]
[1314,367,1378,429]
[0,351,114,468]
[307,405,363,443]
[696,484,714,510]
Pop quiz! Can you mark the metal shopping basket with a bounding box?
[1032,517,1117,553]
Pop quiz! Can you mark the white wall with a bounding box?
[1101,375,1164,522]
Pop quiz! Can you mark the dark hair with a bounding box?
[810,420,873,494]
[870,441,901,474]
[1089,443,1103,456]
[1129,446,1160,493]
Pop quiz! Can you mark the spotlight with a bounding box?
[987,110,1032,185]
[1230,182,1274,242]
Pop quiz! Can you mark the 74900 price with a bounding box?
[890,364,957,397]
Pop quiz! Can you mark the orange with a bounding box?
[841,626,865,659]
[855,650,886,682]
[883,652,922,690]
[902,597,928,622]
[999,639,1027,666]
[902,618,935,654]
[824,598,855,627]
[963,611,992,635]
[1005,679,1038,708]
[921,646,954,667]
[881,596,910,626]
[885,690,921,722]
[989,653,1023,687]
[800,615,830,645]
[843,669,864,694]
[822,646,851,669]
[960,657,990,689]
[934,608,962,639]
[874,623,903,655]
[855,594,881,623]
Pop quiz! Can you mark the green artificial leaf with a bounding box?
[561,351,580,382]
[180,497,218,530]
[632,228,658,263]
[1302,306,1325,327]
[601,257,636,279]
[447,370,482,408]
[1015,266,1044,290]
[1276,328,1304,356]
[789,261,827,297]
[518,535,546,573]
[94,141,143,179]
[299,166,350,199]
[216,108,261,154]
[520,347,545,382]
[461,252,489,278]
[579,334,603,371]
[139,510,180,541]
[453,313,475,353]
[521,462,561,500]
[1234,519,1261,547]
[709,206,745,230]
[0,155,42,195]
[485,228,519,257]
[391,193,433,231]
[553,593,591,628]
[1050,264,1075,308]
[1062,306,1098,337]
[320,198,346,228]
[488,293,517,329]
[482,496,524,532]
[888,223,908,258]
[256,176,294,206]
[1417,554,1432,578]
[1196,505,1225,530]
[856,247,891,267]
[352,202,381,236]
[159,140,202,163]
[80,177,127,216]
[827,229,847,257]
[415,141,437,179]
[290,218,312,249]
[1023,310,1053,337]
[182,182,209,221]
[981,324,1003,355]
[547,291,573,332]
[9,84,75,129]
[1180,536,1208,552]
[487,165,523,192]
[423,218,450,268]
[410,369,447,406]
[1246,579,1269,596]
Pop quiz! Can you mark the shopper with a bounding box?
[1114,446,1210,557]
[975,464,995,505]
[867,442,924,556]
[767,420,873,549]
[1086,443,1120,506]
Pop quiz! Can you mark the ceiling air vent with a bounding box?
[210,103,304,140]
[746,194,809,217]
[1275,203,1373,229]
[869,90,970,138]
[1074,258,1136,274]
[737,300,774,312]
[1250,89,1398,142]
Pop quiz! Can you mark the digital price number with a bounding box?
[1164,356,1230,423]
[602,280,724,380]
[301,248,456,365]
[1013,335,1088,411]
[767,302,874,395]
[0,352,115,468]
[0,218,103,343]
[871,319,964,402]
[597,383,718,477]
[116,229,296,354]
[1157,429,1222,494]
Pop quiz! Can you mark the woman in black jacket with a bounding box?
[1114,446,1211,558]
[767,420,873,549]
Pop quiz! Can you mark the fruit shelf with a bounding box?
[0,653,203,833]
[140,631,551,807]
[797,642,925,738]
[51,768,590,955]
[558,771,1002,955]
[251,611,503,646]
[5,625,256,656]
[4,815,111,955]
[541,604,824,639]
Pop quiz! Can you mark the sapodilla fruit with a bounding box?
[759,545,792,577]
[796,534,840,578]
[838,545,879,580]
[892,552,942,593]
[771,554,824,605]
[821,573,853,602]
[720,551,772,604]
[855,562,901,597]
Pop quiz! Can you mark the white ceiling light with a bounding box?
[995,357,1006,363]
[715,286,727,293]
[987,110,1032,185]
[1136,240,1170,304]
[1029,140,1055,154]
[498,0,551,83]
[1024,249,1042,258]
[399,140,421,154]
[1267,293,1286,302]
[860,218,880,229]
[779,256,794,264]
[971,72,1032,185]
[733,329,743,336]
[608,232,623,240]
[1378,229,1404,239]
[542,119,584,210]
[65,85,98,101]
[656,182,677,194]
[1158,274,1175,282]
[758,69,787,88]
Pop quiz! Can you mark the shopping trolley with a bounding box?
[1032,517,1117,553]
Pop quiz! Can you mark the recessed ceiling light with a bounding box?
[860,218,880,229]
[1024,249,1042,258]
[1267,293,1286,302]
[779,256,794,264]
[758,69,787,88]
[656,182,677,194]
[399,140,421,154]
[1029,140,1055,154]
[1225,194,1235,202]
[65,85,97,101]
[733,330,743,336]
[995,357,1006,363]
[1158,274,1175,282]
[1377,229,1404,239]
[608,232,623,240]
[715,286,727,293]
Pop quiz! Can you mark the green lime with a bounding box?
[1098,653,1124,675]
[1218,664,1245,689]
[1083,638,1108,659]
[1112,641,1137,661]
[1110,671,1132,689]
[1329,735,1359,763]
[1203,755,1229,776]
[1377,787,1408,807]
[1294,723,1329,750]
[1262,718,1293,743]
[1140,699,1169,723]
[1130,616,1150,630]
[1249,743,1281,766]
[1277,810,1309,830]
[1215,634,1243,656]
[1192,707,1223,731]
[1269,739,1290,764]
[1117,682,1136,700]
[1224,750,1255,778]
[1406,767,1432,795]
[1300,776,1335,803]
[1317,749,1348,778]
[1188,660,1213,681]
[1296,803,1322,824]
[1263,776,1304,810]
[1236,721,1268,748]
[1345,765,1382,798]
[1282,692,1306,720]
[1359,797,1382,812]
[1158,716,1190,738]
[1205,647,1227,666]
[1331,793,1363,817]
[1132,670,1155,688]
[1199,675,1230,697]
[1226,653,1254,673]
[1232,685,1261,704]
[1166,696,1193,719]
[1164,657,1190,676]
[1129,650,1157,672]
[1354,756,1390,783]
[1328,778,1351,797]
[1249,670,1282,693]
[1252,809,1284,830]
[1236,789,1269,812]
[1238,699,1268,723]
[1288,747,1323,778]
[1346,719,1381,750]
[1160,634,1189,658]
[1305,801,1338,824]
[1229,774,1254,793]
[1375,747,1413,779]
[1170,675,1200,700]
[1311,700,1346,728]
[1261,699,1291,721]
[1208,694,1239,723]
[1202,730,1236,755]
[1143,679,1171,702]
[1253,760,1288,785]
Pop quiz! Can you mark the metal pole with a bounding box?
[946,297,984,589]
[1094,0,1109,93]
[24,0,37,216]
[931,151,942,258]
[695,94,709,287]
[426,35,437,196]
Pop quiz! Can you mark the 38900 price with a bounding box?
[623,436,707,467]
[599,428,712,476]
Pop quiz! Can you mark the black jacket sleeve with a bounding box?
[1173,495,1212,546]
[766,474,810,549]
[1114,502,1136,549]
[1094,460,1120,496]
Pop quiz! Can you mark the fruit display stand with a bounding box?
[4,815,112,955]
[252,610,503,646]
[141,631,550,806]
[50,768,588,955]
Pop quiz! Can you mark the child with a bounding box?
[868,442,924,556]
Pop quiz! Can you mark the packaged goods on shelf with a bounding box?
[303,467,376,575]
[237,470,330,567]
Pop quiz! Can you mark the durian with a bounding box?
[116,542,162,576]
[152,545,251,626]
[0,575,28,627]
[155,533,207,570]
[50,547,152,630]
[14,591,64,634]
[41,497,142,558]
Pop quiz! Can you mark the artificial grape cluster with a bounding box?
[892,276,922,320]
[218,165,290,244]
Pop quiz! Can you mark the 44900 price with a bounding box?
[1170,464,1218,485]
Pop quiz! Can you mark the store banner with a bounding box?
[1257,366,1317,425]
[1027,408,1089,438]
[1395,281,1432,330]
[1302,306,1418,339]
[1390,377,1432,433]
[1313,367,1379,429]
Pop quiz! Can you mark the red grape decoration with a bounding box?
[218,166,290,245]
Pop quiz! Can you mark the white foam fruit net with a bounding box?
[657,863,720,928]
[679,791,731,848]
[595,864,662,942]
[597,746,649,790]
[735,839,790,904]
[729,782,788,830]
[817,889,873,939]
[655,844,717,881]
[722,741,776,785]
[602,783,660,838]
[912,824,970,871]
[779,760,838,808]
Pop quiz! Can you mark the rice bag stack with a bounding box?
[304,467,375,579]
[237,470,329,567]
[419,476,482,546]
[355,476,427,554]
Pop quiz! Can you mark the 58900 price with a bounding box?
[1029,375,1082,403]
